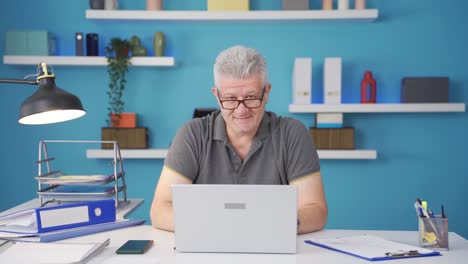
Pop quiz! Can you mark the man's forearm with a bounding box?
[150,201,175,232]
[297,203,328,234]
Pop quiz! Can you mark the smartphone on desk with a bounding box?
[116,240,154,254]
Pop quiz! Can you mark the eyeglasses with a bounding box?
[217,86,266,110]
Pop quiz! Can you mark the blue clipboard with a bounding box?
[305,235,441,261]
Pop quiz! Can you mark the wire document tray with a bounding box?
[38,185,125,201]
[35,172,122,185]
[35,140,127,208]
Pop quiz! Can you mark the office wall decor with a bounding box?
[207,0,249,11]
[282,0,309,10]
[6,30,56,56]
[129,36,147,57]
[104,0,118,10]
[153,32,165,57]
[310,128,355,149]
[110,112,136,128]
[86,33,99,56]
[89,0,104,9]
[355,0,366,9]
[401,77,449,103]
[75,32,84,56]
[338,0,350,10]
[104,37,132,126]
[360,71,377,103]
[101,127,148,149]
[292,58,312,105]
[322,0,333,10]
[324,58,342,105]
[146,0,162,10]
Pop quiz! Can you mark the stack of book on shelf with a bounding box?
[0,199,145,242]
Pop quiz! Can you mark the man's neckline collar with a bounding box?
[213,112,271,143]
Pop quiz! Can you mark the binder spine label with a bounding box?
[39,206,89,228]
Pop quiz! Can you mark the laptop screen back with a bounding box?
[172,184,297,253]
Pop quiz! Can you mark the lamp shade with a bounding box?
[18,77,86,125]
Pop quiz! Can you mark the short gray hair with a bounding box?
[213,45,268,88]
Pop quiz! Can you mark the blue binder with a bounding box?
[0,199,116,234]
[0,219,146,242]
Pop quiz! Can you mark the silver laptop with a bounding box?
[172,184,297,254]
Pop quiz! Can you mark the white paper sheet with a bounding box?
[0,240,107,264]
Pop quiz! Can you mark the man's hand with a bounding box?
[291,173,327,234]
[150,166,192,231]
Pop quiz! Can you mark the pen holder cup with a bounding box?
[418,217,449,250]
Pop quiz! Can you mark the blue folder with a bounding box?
[0,199,116,234]
[1,219,146,242]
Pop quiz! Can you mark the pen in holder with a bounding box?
[418,216,449,250]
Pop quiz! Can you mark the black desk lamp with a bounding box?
[0,62,86,124]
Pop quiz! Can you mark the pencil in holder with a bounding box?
[418,216,449,250]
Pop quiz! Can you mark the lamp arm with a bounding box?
[0,78,38,85]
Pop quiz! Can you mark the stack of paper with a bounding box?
[0,238,110,264]
[35,174,115,185]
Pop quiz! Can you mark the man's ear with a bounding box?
[264,83,272,104]
[266,83,272,93]
[212,87,218,97]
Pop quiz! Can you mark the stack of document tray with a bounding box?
[34,140,127,208]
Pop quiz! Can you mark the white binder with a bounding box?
[292,57,312,104]
[324,57,342,105]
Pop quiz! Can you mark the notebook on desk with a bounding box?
[172,184,297,254]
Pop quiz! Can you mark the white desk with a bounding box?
[1,200,467,263]
[54,225,467,264]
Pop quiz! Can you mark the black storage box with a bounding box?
[401,77,449,103]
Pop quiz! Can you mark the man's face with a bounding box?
[212,75,270,137]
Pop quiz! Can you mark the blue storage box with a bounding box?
[5,30,56,55]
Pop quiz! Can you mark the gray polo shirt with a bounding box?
[164,111,320,184]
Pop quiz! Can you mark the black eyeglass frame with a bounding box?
[216,86,266,110]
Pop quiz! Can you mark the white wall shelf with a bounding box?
[317,149,377,160]
[289,103,466,113]
[86,148,376,160]
[87,149,168,159]
[85,9,378,21]
[3,55,175,67]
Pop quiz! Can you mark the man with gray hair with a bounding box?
[151,45,327,234]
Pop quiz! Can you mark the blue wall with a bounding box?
[1,0,467,237]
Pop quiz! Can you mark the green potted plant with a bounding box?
[104,37,132,127]
[102,37,149,150]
